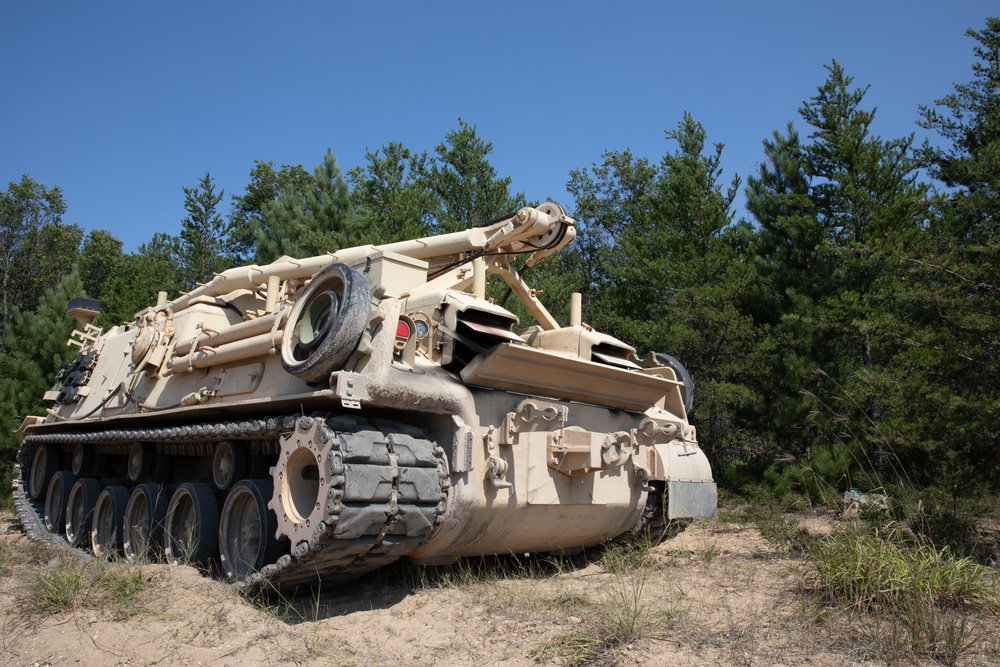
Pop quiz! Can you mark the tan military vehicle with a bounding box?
[14,202,716,589]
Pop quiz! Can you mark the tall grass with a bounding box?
[812,524,998,613]
[811,523,999,664]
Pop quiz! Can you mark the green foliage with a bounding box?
[919,17,1000,236]
[568,113,763,464]
[423,119,525,234]
[29,563,86,612]
[907,487,995,562]
[97,232,185,325]
[811,524,999,613]
[811,523,998,665]
[0,270,84,462]
[230,160,312,263]
[0,175,79,341]
[25,558,148,618]
[180,172,232,288]
[348,120,526,243]
[743,59,932,497]
[255,150,360,262]
[347,141,435,241]
[78,229,124,302]
[876,17,1000,500]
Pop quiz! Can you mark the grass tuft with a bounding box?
[812,524,999,613]
[538,567,668,665]
[29,564,86,612]
[600,535,654,574]
[22,556,151,619]
[811,522,999,664]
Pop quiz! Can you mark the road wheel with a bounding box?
[219,479,284,580]
[44,471,75,533]
[65,478,102,547]
[92,485,129,558]
[164,482,219,566]
[123,483,173,562]
[30,444,60,500]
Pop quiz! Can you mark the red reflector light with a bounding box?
[396,321,411,338]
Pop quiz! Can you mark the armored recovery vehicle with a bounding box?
[14,202,717,589]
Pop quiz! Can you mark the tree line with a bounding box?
[3,18,997,546]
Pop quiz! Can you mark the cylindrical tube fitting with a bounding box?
[473,256,486,300]
[570,292,582,327]
[265,275,280,313]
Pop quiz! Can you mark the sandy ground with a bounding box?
[1,509,997,667]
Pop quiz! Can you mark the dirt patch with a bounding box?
[1,510,997,666]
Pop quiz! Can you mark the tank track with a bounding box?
[13,414,450,591]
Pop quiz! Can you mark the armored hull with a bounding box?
[14,203,717,589]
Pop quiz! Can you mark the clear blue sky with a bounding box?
[2,2,995,251]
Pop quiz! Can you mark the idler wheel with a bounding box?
[219,479,285,580]
[44,471,75,533]
[212,441,246,491]
[123,483,174,562]
[280,263,371,385]
[65,477,102,547]
[164,483,219,566]
[29,444,60,500]
[268,417,343,553]
[92,485,129,558]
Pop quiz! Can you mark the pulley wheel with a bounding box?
[212,441,246,491]
[127,442,156,483]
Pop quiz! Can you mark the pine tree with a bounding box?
[0,175,80,340]
[919,17,1000,240]
[97,233,184,325]
[180,173,229,288]
[569,114,762,464]
[0,270,84,462]
[78,229,124,302]
[883,17,1000,496]
[255,150,361,263]
[230,160,312,263]
[423,120,525,233]
[744,63,929,495]
[348,141,435,242]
